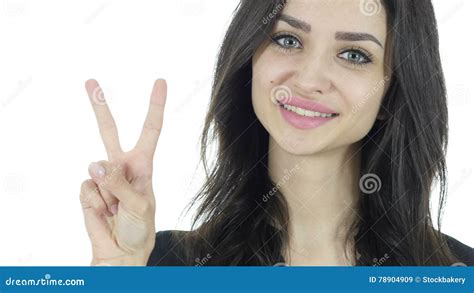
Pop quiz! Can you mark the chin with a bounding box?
[272,131,333,156]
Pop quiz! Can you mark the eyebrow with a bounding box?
[335,32,384,49]
[277,14,312,33]
[276,14,384,49]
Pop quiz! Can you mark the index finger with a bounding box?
[85,79,122,159]
[135,79,167,157]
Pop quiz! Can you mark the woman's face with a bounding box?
[252,0,390,155]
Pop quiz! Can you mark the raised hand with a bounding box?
[79,79,167,266]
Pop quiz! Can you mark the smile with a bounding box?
[278,102,339,130]
[280,103,339,118]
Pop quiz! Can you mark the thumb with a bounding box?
[88,161,139,206]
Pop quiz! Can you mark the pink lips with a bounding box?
[279,95,338,114]
[277,96,339,130]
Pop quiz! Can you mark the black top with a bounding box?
[146,230,474,266]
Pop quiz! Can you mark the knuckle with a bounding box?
[80,179,93,193]
[101,191,116,203]
[102,194,118,207]
[79,182,105,211]
[101,163,125,190]
[79,180,94,203]
[106,175,124,191]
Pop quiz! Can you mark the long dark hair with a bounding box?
[176,0,459,265]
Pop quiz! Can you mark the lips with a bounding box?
[277,95,339,115]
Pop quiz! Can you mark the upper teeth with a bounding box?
[282,104,337,118]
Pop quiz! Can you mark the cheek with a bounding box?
[339,75,386,135]
[251,51,289,121]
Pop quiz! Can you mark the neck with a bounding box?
[267,137,362,265]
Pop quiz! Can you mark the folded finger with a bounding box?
[80,179,113,217]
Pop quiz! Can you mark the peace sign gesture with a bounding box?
[79,79,167,266]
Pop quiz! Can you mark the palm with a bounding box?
[115,150,153,194]
[82,79,167,265]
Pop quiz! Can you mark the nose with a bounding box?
[293,55,332,96]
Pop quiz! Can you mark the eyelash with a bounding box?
[271,32,303,50]
[339,46,374,68]
[270,32,374,68]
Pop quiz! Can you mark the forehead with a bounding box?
[280,0,387,42]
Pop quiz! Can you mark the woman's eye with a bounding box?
[338,50,372,65]
[272,35,302,50]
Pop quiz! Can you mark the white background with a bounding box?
[0,0,472,265]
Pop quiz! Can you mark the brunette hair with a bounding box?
[176,0,459,265]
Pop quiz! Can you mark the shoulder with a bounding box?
[441,233,474,266]
[146,230,189,266]
[146,230,474,266]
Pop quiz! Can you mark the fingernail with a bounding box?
[110,204,118,215]
[89,162,106,179]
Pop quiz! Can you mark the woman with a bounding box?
[80,0,474,266]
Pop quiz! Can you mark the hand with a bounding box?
[79,79,167,266]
